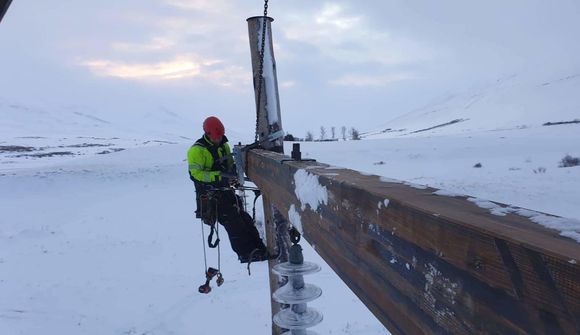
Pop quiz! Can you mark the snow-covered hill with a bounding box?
[0,98,254,172]
[0,98,198,141]
[362,70,580,138]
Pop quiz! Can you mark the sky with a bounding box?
[1,0,580,138]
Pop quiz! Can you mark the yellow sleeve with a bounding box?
[187,145,221,182]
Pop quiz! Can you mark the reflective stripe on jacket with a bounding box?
[187,135,233,183]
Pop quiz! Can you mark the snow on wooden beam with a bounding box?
[246,148,580,335]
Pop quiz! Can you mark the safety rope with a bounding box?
[214,198,221,276]
[199,193,222,284]
[247,248,260,276]
[200,201,208,274]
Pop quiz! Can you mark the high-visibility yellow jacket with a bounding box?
[187,135,233,183]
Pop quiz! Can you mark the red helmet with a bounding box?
[203,116,225,142]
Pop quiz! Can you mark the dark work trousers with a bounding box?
[199,188,266,258]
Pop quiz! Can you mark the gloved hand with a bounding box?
[229,176,240,188]
[220,172,237,180]
[220,172,239,187]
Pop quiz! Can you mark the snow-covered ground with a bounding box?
[1,119,579,334]
[1,68,579,335]
[303,125,580,221]
[0,137,391,335]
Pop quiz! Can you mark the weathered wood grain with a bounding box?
[247,149,580,335]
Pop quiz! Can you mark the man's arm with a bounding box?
[188,146,221,183]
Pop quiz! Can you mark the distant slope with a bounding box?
[363,71,580,138]
[0,101,110,137]
[0,99,255,143]
[0,99,197,141]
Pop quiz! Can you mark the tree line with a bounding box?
[284,126,361,142]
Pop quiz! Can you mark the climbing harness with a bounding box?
[197,184,266,292]
[208,185,262,222]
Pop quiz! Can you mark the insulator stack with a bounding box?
[272,244,322,335]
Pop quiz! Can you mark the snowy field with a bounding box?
[0,136,390,335]
[1,121,579,334]
[306,125,580,221]
[2,0,580,333]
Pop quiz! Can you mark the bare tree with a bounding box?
[341,126,347,140]
[305,131,314,142]
[349,127,360,140]
[320,126,326,141]
[331,126,336,139]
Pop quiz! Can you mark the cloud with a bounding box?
[155,16,215,36]
[316,3,361,29]
[81,54,249,88]
[77,1,254,88]
[163,0,232,12]
[329,73,415,87]
[111,37,177,52]
[82,55,212,80]
[280,80,296,88]
[206,64,250,88]
[282,3,432,66]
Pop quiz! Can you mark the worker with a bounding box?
[187,116,270,263]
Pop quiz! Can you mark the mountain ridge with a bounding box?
[362,70,580,139]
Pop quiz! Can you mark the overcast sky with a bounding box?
[1,0,579,138]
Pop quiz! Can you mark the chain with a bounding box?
[215,199,221,273]
[255,0,269,142]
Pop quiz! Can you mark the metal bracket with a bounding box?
[232,144,246,186]
[267,130,285,142]
[280,143,316,164]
